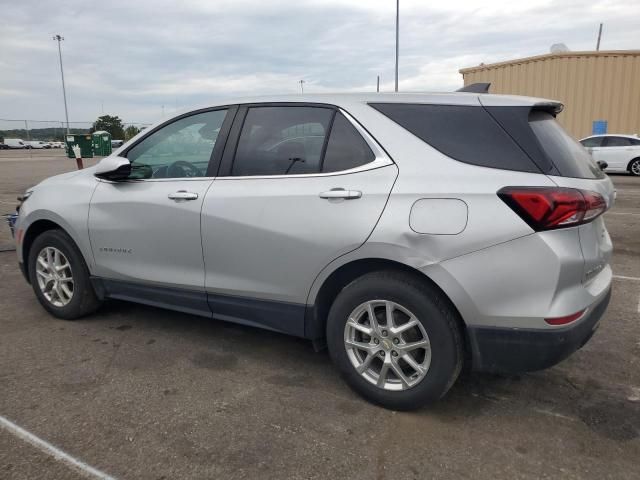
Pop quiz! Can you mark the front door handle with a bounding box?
[168,190,199,201]
[319,188,362,200]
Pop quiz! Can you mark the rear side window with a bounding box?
[370,103,541,173]
[528,111,603,179]
[322,113,375,173]
[580,137,603,147]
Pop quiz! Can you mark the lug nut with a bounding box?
[373,338,379,345]
[393,338,399,345]
[392,351,398,357]
[380,351,386,357]
[381,330,388,337]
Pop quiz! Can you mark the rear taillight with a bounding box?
[498,187,607,231]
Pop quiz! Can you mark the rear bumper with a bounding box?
[467,287,611,373]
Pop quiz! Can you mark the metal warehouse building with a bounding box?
[459,50,640,139]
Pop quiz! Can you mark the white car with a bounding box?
[580,134,640,176]
[25,141,50,149]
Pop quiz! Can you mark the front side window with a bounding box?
[604,136,632,147]
[126,109,227,179]
[580,137,603,148]
[232,106,333,176]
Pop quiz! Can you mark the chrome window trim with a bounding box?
[103,105,393,183]
[217,107,393,181]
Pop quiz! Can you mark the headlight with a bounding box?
[16,190,33,212]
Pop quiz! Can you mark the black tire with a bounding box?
[628,158,640,177]
[327,271,463,410]
[28,229,102,320]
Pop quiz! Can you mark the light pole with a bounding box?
[395,0,399,92]
[53,34,70,134]
[299,79,305,94]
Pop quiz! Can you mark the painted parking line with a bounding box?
[613,275,640,282]
[606,212,640,216]
[0,415,116,480]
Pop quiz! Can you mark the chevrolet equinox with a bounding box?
[12,93,614,410]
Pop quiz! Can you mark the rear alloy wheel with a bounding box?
[327,271,463,410]
[629,159,640,176]
[344,300,431,391]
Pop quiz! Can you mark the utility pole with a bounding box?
[299,79,305,94]
[596,23,603,51]
[52,35,70,134]
[395,0,399,92]
[377,75,380,93]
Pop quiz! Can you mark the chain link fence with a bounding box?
[0,119,152,143]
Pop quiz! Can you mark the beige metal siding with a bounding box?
[460,51,640,139]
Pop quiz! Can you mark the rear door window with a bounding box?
[603,136,632,147]
[232,106,333,176]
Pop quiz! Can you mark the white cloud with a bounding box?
[0,0,638,123]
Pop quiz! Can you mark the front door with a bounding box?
[89,108,234,314]
[201,105,398,335]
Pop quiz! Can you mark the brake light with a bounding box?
[498,187,607,231]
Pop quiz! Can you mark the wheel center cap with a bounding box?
[381,338,393,351]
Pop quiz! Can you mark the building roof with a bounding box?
[459,50,640,74]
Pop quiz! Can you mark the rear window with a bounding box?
[528,111,604,179]
[369,103,541,173]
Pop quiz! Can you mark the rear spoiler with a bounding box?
[456,83,491,94]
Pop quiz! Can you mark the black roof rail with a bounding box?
[456,83,491,93]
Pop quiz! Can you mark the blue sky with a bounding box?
[1,0,638,124]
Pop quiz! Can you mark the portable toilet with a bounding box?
[92,130,112,156]
[65,134,94,158]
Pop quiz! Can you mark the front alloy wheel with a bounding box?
[35,246,74,307]
[344,300,431,391]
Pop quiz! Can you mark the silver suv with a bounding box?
[12,94,614,410]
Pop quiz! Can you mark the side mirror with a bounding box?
[94,156,131,181]
[596,160,608,171]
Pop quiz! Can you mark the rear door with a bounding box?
[599,136,634,171]
[201,104,397,336]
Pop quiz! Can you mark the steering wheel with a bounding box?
[166,160,202,178]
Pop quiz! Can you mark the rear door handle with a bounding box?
[168,190,199,201]
[319,188,362,200]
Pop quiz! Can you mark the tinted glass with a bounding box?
[580,137,603,147]
[370,103,541,173]
[604,136,632,147]
[233,107,333,176]
[529,111,603,179]
[126,109,227,179]
[322,113,375,172]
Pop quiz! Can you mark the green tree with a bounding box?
[124,125,141,140]
[92,115,125,139]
